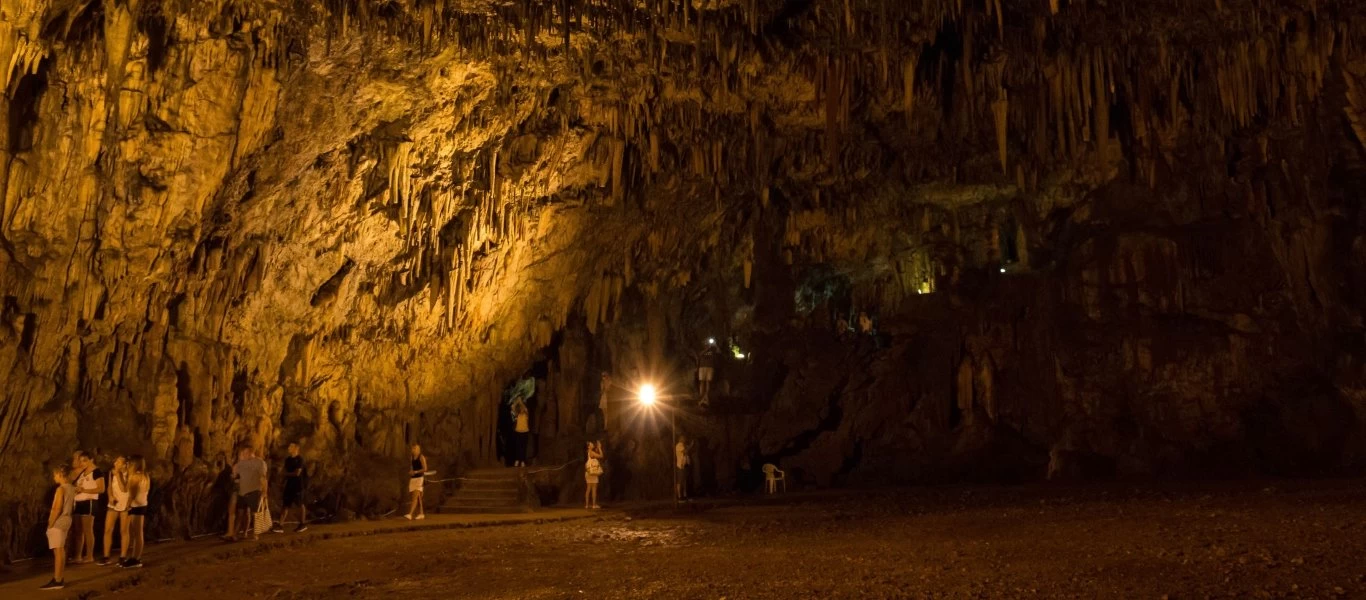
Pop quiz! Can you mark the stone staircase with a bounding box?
[438,468,532,514]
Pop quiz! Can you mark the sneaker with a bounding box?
[39,579,64,590]
[270,525,285,534]
[97,558,113,566]
[121,558,143,568]
[294,524,308,533]
[415,514,425,520]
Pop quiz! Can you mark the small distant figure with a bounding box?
[511,398,530,467]
[222,450,240,541]
[857,311,873,335]
[835,315,851,338]
[696,342,717,407]
[70,450,104,565]
[674,435,693,501]
[99,455,129,566]
[406,444,427,520]
[41,465,76,590]
[584,441,604,510]
[121,456,149,568]
[230,446,268,541]
[280,442,309,533]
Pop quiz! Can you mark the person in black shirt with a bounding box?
[280,442,308,533]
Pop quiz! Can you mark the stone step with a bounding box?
[458,478,521,492]
[444,496,520,508]
[452,489,519,501]
[460,468,524,480]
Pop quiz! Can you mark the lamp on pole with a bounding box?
[637,383,678,508]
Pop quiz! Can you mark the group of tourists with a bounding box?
[40,442,309,591]
[41,451,150,591]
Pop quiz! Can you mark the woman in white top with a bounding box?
[99,456,130,566]
[121,456,149,568]
[584,441,604,510]
[70,451,105,564]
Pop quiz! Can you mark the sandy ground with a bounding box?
[33,481,1366,599]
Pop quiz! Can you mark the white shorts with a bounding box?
[47,520,70,549]
[409,478,424,493]
[697,367,714,381]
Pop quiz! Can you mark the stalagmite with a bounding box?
[992,91,1009,173]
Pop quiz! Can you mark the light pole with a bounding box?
[637,383,678,508]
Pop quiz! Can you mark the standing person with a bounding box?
[70,451,105,564]
[584,441,604,510]
[98,456,129,566]
[229,446,268,541]
[222,450,240,541]
[674,435,692,501]
[279,442,309,533]
[511,399,531,467]
[121,456,149,568]
[696,343,717,408]
[405,444,427,520]
[40,465,76,590]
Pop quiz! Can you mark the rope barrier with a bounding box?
[426,459,585,483]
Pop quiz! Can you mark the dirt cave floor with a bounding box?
[112,482,1366,599]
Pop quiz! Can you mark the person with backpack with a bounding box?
[584,441,604,510]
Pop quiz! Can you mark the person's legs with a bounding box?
[53,545,65,581]
[224,492,237,539]
[590,483,600,508]
[128,514,144,561]
[79,514,95,562]
[102,510,117,562]
[119,511,130,558]
[47,525,68,583]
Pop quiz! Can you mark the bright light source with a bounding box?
[999,268,1006,273]
[735,353,746,359]
[707,338,716,345]
[638,384,657,406]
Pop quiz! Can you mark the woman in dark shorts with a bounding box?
[121,456,149,568]
[70,451,105,564]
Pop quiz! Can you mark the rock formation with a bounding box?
[2,0,1365,558]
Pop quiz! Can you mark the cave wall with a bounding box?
[1,0,1364,558]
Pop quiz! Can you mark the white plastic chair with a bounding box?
[762,464,786,494]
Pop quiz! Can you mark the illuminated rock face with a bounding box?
[1,0,1365,555]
